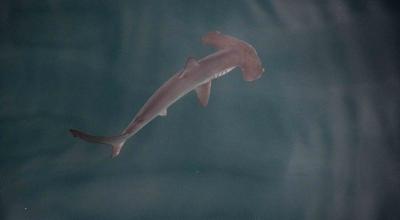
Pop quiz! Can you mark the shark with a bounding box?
[70,31,264,157]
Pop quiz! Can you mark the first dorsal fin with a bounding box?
[195,80,212,107]
[179,57,199,78]
[185,57,199,69]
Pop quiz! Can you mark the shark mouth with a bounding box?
[213,66,236,79]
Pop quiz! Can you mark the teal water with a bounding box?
[1,1,399,219]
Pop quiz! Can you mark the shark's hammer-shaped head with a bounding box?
[202,31,264,82]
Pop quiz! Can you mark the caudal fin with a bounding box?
[69,129,127,158]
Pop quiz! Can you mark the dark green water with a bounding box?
[1,1,399,219]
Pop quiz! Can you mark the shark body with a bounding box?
[70,32,264,157]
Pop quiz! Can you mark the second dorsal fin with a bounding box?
[179,57,199,78]
[195,80,212,107]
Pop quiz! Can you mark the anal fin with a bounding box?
[195,81,212,107]
[159,108,167,116]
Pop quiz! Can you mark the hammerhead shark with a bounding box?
[70,31,264,157]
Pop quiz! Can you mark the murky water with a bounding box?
[1,1,399,219]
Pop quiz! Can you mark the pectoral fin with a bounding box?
[159,108,167,116]
[195,81,212,107]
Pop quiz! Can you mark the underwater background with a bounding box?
[1,0,399,219]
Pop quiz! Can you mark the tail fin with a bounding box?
[69,129,127,158]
